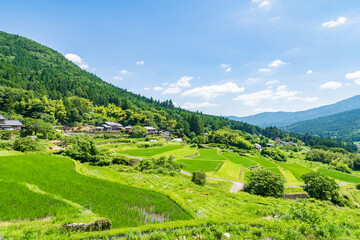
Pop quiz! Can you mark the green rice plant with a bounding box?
[318,168,360,183]
[276,162,313,181]
[247,156,278,168]
[178,159,224,172]
[118,145,183,156]
[221,152,258,167]
[193,149,227,160]
[0,181,77,221]
[0,155,192,227]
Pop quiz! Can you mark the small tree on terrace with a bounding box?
[244,169,285,198]
[301,172,340,203]
[192,170,206,186]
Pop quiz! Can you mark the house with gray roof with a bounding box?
[0,115,24,131]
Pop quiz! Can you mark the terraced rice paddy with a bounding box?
[221,152,258,167]
[0,155,192,227]
[0,181,77,221]
[247,156,278,168]
[118,145,183,156]
[318,168,360,183]
[193,149,227,160]
[178,159,224,172]
[276,162,313,181]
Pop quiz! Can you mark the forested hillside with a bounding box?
[283,108,360,141]
[0,31,356,151]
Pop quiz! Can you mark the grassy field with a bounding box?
[247,156,278,168]
[0,154,192,228]
[318,168,360,183]
[178,159,224,172]
[118,145,183,157]
[207,161,242,181]
[221,152,258,167]
[0,181,77,221]
[193,149,227,160]
[277,162,313,181]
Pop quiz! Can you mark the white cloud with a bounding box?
[65,53,90,70]
[265,80,279,85]
[161,76,193,94]
[161,87,182,95]
[345,70,360,85]
[113,76,123,81]
[322,17,346,28]
[319,81,342,90]
[220,64,232,72]
[153,86,164,91]
[234,85,302,106]
[259,0,270,8]
[269,59,287,68]
[162,82,169,86]
[182,82,245,100]
[252,0,271,8]
[174,76,193,88]
[144,87,150,91]
[120,70,130,75]
[136,61,144,65]
[253,107,277,114]
[307,70,313,75]
[259,68,272,72]
[182,102,218,109]
[287,96,318,102]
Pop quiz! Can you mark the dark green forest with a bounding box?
[283,108,360,142]
[0,31,356,151]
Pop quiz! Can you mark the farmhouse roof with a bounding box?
[144,126,156,130]
[0,120,24,127]
[125,126,133,129]
[104,122,123,127]
[0,115,5,120]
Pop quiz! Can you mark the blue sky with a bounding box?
[1,0,360,117]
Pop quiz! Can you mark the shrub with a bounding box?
[301,172,340,204]
[192,170,206,186]
[64,135,100,163]
[243,169,285,198]
[356,184,360,190]
[261,148,287,162]
[12,137,45,152]
[112,155,132,165]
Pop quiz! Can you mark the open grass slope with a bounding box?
[0,154,191,228]
[118,145,183,157]
[318,168,360,183]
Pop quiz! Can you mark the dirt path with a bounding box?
[180,170,349,192]
[181,170,244,192]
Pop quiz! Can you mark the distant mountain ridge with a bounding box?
[283,108,360,141]
[228,95,360,127]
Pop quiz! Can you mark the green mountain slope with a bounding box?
[283,108,360,141]
[228,95,360,127]
[0,31,356,151]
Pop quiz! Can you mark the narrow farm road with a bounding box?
[181,170,244,192]
[180,170,349,192]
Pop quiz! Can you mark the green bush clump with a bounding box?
[301,172,350,206]
[192,170,206,186]
[64,135,102,163]
[12,137,45,152]
[260,148,287,162]
[244,169,285,198]
[136,156,184,175]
